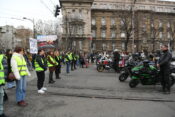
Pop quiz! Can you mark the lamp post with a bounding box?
[23,17,35,38]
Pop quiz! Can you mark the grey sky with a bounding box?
[0,0,175,29]
[0,0,61,29]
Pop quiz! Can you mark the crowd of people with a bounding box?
[0,46,91,117]
[0,44,173,117]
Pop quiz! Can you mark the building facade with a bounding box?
[60,0,175,52]
[0,25,32,50]
[60,0,94,52]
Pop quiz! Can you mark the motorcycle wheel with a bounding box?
[119,73,128,82]
[170,75,175,87]
[97,65,104,72]
[129,79,139,88]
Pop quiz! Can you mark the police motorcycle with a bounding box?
[129,60,175,88]
[97,55,113,72]
[118,54,143,82]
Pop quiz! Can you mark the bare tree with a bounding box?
[150,12,160,52]
[35,19,62,35]
[119,13,132,52]
[168,20,175,50]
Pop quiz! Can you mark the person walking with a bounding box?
[34,49,47,94]
[54,50,62,79]
[47,51,57,83]
[113,49,120,72]
[11,47,31,106]
[65,52,70,74]
[0,50,8,117]
[157,45,172,94]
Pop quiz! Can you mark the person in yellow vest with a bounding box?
[54,50,62,79]
[34,49,47,94]
[0,50,8,117]
[47,51,57,83]
[65,51,70,74]
[11,47,31,107]
[70,52,74,71]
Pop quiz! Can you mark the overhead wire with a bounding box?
[40,0,54,14]
[49,0,56,6]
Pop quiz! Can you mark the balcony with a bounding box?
[91,25,97,30]
[159,27,164,32]
[100,25,107,30]
[110,25,117,30]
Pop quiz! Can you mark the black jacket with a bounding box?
[158,50,172,68]
[35,55,47,71]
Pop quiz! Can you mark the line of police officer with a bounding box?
[34,49,80,94]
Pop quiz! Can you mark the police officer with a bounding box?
[54,50,62,79]
[157,45,172,94]
[47,51,57,83]
[34,49,47,94]
[0,50,8,117]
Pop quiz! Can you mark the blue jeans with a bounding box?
[0,86,4,115]
[16,76,26,102]
[6,81,16,89]
[66,62,70,73]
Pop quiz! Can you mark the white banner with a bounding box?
[37,35,57,42]
[29,38,38,54]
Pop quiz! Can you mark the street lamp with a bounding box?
[23,17,35,38]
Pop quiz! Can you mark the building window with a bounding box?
[73,41,76,47]
[79,41,82,50]
[78,26,84,35]
[159,21,163,27]
[122,42,125,50]
[93,43,96,50]
[167,32,171,39]
[112,43,115,50]
[111,30,116,38]
[92,30,96,38]
[167,22,170,28]
[159,32,163,38]
[151,23,154,28]
[92,18,96,25]
[121,32,126,38]
[120,20,124,26]
[142,24,146,32]
[111,18,115,25]
[101,30,106,38]
[101,17,106,26]
[102,43,106,50]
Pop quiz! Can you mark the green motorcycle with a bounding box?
[129,61,175,88]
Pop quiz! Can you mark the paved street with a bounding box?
[4,64,175,117]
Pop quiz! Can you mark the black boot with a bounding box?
[3,91,8,102]
[49,72,55,83]
[56,74,61,79]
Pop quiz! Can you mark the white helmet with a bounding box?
[114,49,119,52]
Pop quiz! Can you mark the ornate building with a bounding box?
[60,0,175,52]
[60,0,94,52]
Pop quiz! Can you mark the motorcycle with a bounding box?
[119,59,143,82]
[119,60,138,82]
[129,60,175,88]
[97,59,113,72]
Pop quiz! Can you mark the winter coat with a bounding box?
[158,50,172,69]
[11,52,31,80]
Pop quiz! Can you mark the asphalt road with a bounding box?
[4,64,175,117]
